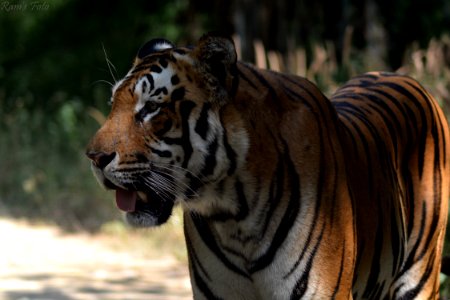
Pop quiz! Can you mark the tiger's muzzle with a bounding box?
[86,150,175,227]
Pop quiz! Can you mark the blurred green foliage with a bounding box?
[0,0,193,230]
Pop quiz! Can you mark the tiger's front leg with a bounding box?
[184,213,260,300]
[184,189,356,300]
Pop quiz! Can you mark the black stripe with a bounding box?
[222,128,237,176]
[284,206,318,278]
[150,64,162,73]
[171,87,185,101]
[234,179,249,221]
[431,116,441,172]
[151,87,168,97]
[279,73,333,119]
[190,213,250,278]
[337,117,360,160]
[200,138,218,177]
[162,136,182,145]
[405,80,439,177]
[145,74,154,91]
[240,63,278,101]
[280,75,320,111]
[171,74,180,85]
[336,104,375,194]
[420,170,441,263]
[195,103,211,140]
[283,85,315,112]
[370,85,414,121]
[286,98,335,279]
[290,225,325,299]
[237,64,258,89]
[360,86,416,143]
[131,62,159,74]
[249,139,301,274]
[185,227,211,280]
[185,173,203,199]
[208,179,249,222]
[184,226,221,300]
[390,205,402,276]
[331,242,347,299]
[290,269,308,298]
[380,81,428,178]
[334,84,417,159]
[395,251,435,299]
[404,167,416,238]
[179,101,195,168]
[141,78,148,94]
[397,202,427,278]
[260,153,284,238]
[418,175,441,262]
[159,58,168,68]
[362,221,384,298]
[360,93,402,164]
[191,264,222,300]
[362,92,403,133]
[149,147,171,158]
[341,101,392,178]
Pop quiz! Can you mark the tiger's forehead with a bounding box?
[112,49,194,102]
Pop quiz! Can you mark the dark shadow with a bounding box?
[2,272,190,299]
[5,288,73,300]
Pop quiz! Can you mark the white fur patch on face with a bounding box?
[110,78,125,101]
[134,66,176,121]
[152,41,174,52]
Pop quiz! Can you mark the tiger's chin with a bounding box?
[124,191,175,227]
[100,177,175,227]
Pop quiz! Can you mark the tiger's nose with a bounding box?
[86,151,116,169]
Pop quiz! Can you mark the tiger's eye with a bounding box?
[135,101,159,122]
[144,101,158,112]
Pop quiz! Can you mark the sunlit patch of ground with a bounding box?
[0,218,192,300]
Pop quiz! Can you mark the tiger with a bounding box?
[86,33,450,299]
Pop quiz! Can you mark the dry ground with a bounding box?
[0,218,192,300]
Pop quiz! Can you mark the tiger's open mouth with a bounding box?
[110,182,174,227]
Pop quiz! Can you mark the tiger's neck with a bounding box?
[183,63,327,262]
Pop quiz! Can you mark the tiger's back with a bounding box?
[331,72,450,298]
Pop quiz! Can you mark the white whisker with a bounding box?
[152,168,200,199]
[120,162,203,207]
[153,162,206,186]
[102,43,118,83]
[92,79,114,87]
[138,172,196,211]
[142,177,174,202]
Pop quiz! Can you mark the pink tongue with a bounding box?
[115,189,137,212]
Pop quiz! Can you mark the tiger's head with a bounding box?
[86,34,248,227]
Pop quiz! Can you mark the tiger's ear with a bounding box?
[193,33,238,96]
[133,38,175,66]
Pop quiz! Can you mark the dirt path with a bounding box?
[0,219,192,300]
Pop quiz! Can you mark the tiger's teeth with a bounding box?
[137,191,148,203]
